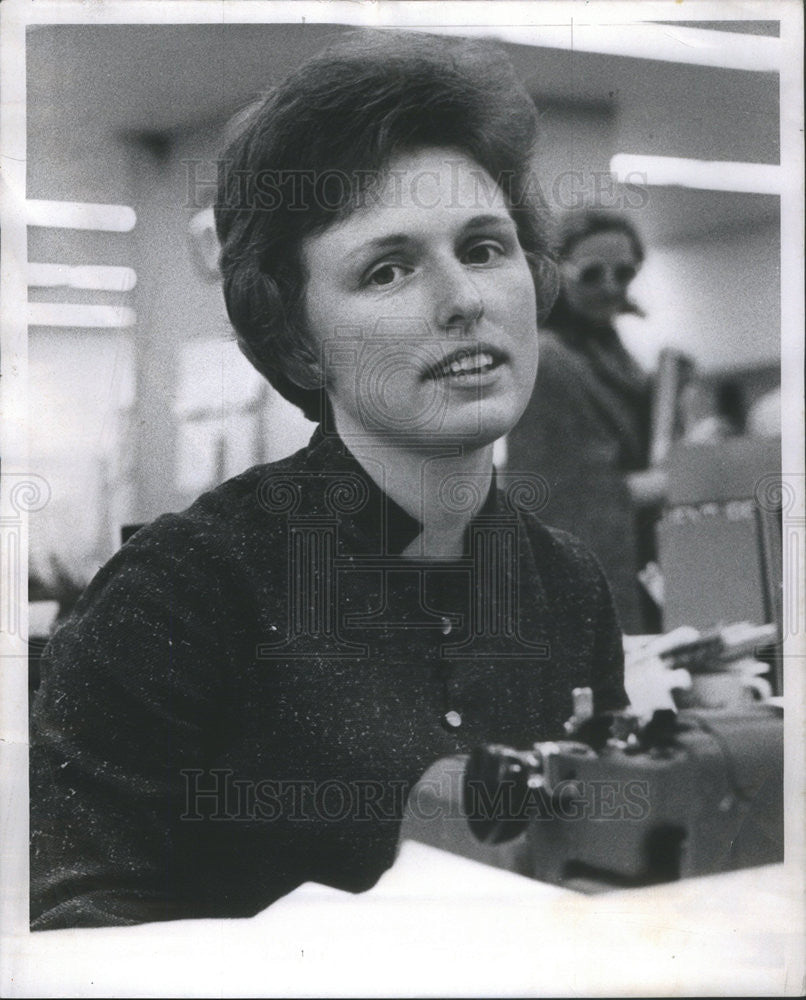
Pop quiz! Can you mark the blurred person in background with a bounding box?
[507,209,664,633]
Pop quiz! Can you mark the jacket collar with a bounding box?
[300,425,499,557]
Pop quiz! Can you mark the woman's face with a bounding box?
[561,231,639,325]
[299,147,539,449]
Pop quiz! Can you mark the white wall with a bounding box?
[620,219,780,374]
[125,125,314,523]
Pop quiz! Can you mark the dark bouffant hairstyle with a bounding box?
[215,29,553,423]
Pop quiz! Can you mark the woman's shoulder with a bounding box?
[126,438,317,553]
[50,443,322,647]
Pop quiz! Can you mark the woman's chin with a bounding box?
[434,405,522,448]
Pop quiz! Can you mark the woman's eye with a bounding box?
[463,241,504,265]
[366,263,407,287]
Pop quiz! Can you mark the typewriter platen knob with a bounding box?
[464,744,545,844]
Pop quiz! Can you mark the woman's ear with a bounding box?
[282,337,326,391]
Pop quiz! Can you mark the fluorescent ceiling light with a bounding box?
[28,303,137,328]
[26,200,137,232]
[415,23,780,73]
[28,263,137,292]
[610,154,783,195]
[559,23,780,74]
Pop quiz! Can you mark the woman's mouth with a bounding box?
[426,347,504,381]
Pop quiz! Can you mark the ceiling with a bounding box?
[26,22,781,247]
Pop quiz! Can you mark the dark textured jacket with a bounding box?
[30,427,627,929]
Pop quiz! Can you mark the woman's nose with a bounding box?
[433,261,484,332]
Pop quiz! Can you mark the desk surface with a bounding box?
[4,842,802,998]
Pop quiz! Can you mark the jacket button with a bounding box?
[442,710,463,730]
[440,617,452,635]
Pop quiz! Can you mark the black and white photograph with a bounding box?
[1,0,804,995]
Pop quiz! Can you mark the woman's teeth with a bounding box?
[444,351,495,377]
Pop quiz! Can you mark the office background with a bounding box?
[24,20,781,596]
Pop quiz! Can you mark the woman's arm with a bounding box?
[30,516,236,929]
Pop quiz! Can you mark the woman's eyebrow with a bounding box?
[345,234,414,263]
[462,213,518,233]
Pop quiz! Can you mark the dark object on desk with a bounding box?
[404,705,782,891]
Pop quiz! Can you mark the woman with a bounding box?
[30,31,627,929]
[507,209,659,634]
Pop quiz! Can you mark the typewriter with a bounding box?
[403,628,783,890]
